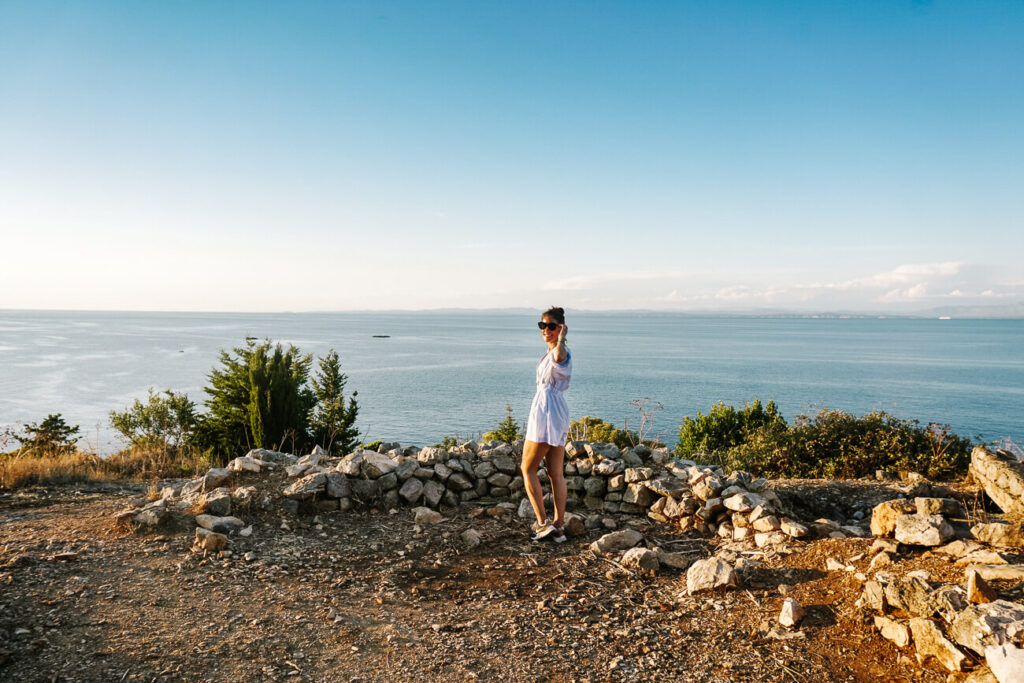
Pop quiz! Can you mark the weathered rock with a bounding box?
[870,538,901,555]
[621,547,660,571]
[491,453,518,475]
[413,506,445,524]
[875,615,911,648]
[589,529,643,554]
[474,461,496,479]
[361,453,398,479]
[972,522,1024,549]
[779,598,805,627]
[655,551,692,571]
[970,446,1024,516]
[377,471,399,491]
[231,485,257,509]
[285,462,311,478]
[780,518,808,538]
[325,472,351,499]
[915,497,963,517]
[461,528,482,548]
[622,483,656,508]
[949,601,1024,655]
[351,478,379,501]
[335,449,367,476]
[723,492,765,513]
[245,448,295,464]
[968,565,1024,582]
[398,477,424,504]
[858,581,887,612]
[562,512,586,538]
[228,456,262,473]
[395,458,419,482]
[986,644,1024,683]
[487,472,513,488]
[909,617,968,672]
[447,472,474,492]
[871,499,917,536]
[884,574,934,617]
[894,514,954,546]
[198,489,231,516]
[967,569,999,604]
[932,585,970,624]
[517,497,534,519]
[752,515,781,532]
[624,467,653,483]
[416,447,448,465]
[194,527,228,552]
[685,557,738,594]
[283,472,327,500]
[195,514,245,534]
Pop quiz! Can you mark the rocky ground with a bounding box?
[2,474,1015,682]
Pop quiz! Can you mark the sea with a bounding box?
[0,310,1021,454]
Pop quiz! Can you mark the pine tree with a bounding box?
[310,349,360,455]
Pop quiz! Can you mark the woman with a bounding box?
[521,306,572,542]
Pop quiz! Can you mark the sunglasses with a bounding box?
[537,322,560,331]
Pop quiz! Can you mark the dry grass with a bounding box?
[0,444,212,490]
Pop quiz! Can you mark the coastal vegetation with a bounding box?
[679,402,973,481]
[1,338,359,489]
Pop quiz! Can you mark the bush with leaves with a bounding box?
[198,339,316,459]
[567,416,637,449]
[676,399,786,459]
[482,404,523,443]
[109,388,199,450]
[310,350,359,455]
[7,414,81,457]
[727,409,973,480]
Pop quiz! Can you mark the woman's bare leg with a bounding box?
[544,446,567,528]
[521,439,551,527]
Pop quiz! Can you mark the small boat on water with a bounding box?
[372,334,390,338]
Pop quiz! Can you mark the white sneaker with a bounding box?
[531,521,557,541]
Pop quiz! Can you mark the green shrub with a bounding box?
[676,399,786,459]
[482,404,523,443]
[8,414,81,457]
[567,416,637,450]
[110,388,199,450]
[728,409,972,480]
[310,350,359,455]
[433,436,458,449]
[361,440,383,452]
[198,339,316,459]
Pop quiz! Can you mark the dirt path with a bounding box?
[0,484,959,682]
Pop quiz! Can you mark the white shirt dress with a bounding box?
[525,346,572,446]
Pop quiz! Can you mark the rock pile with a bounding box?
[970,445,1024,516]
[859,494,1024,681]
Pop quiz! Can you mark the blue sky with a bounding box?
[1,1,1022,313]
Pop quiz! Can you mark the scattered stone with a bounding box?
[195,515,245,534]
[194,527,228,552]
[967,569,999,604]
[875,615,911,648]
[949,601,1024,656]
[870,499,917,536]
[778,598,805,627]
[685,557,738,594]
[972,522,1024,549]
[461,528,482,548]
[398,477,424,504]
[590,529,643,554]
[894,514,954,546]
[655,551,692,571]
[620,547,660,572]
[413,507,445,525]
[870,538,900,555]
[283,472,327,501]
[985,644,1024,683]
[968,565,1024,582]
[909,617,968,672]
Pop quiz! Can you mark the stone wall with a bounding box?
[969,445,1024,516]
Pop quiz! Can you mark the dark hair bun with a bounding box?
[543,306,565,324]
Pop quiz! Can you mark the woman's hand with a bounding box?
[557,324,568,342]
